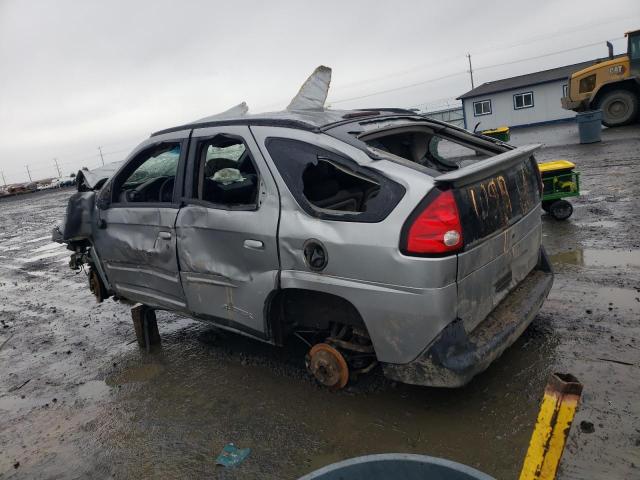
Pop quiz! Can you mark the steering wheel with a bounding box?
[158,177,175,202]
[129,176,167,202]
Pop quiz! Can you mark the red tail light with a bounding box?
[403,189,464,255]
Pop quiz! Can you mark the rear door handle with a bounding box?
[243,239,264,250]
[158,231,172,240]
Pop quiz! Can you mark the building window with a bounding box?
[562,84,568,97]
[473,100,492,116]
[513,92,534,110]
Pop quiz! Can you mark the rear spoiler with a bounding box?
[436,144,542,188]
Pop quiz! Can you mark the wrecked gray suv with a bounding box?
[56,67,553,389]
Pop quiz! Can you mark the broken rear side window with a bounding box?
[265,138,404,223]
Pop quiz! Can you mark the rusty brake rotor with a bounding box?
[307,343,349,390]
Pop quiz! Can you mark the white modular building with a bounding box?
[457,60,597,130]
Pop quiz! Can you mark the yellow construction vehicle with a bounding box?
[561,29,640,127]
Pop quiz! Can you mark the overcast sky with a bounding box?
[0,0,638,183]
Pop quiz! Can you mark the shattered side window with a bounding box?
[114,143,181,203]
[124,146,180,187]
[265,138,404,223]
[195,135,259,207]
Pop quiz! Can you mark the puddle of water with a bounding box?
[576,220,619,229]
[106,362,165,386]
[77,380,111,401]
[550,248,640,268]
[31,242,64,253]
[17,250,67,263]
[591,286,640,311]
[78,328,556,480]
[24,235,53,244]
[0,394,42,413]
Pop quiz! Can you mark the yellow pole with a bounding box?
[519,373,583,480]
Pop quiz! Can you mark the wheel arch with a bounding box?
[265,288,367,346]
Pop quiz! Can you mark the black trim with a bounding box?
[181,198,258,212]
[513,91,534,110]
[109,202,181,210]
[398,187,459,258]
[473,99,492,117]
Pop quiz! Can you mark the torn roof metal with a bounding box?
[286,65,332,111]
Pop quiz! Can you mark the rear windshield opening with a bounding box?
[302,159,380,213]
[363,130,492,172]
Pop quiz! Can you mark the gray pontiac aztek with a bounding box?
[56,67,553,389]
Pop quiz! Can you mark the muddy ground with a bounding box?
[1,123,638,479]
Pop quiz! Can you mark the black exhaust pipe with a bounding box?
[607,41,614,60]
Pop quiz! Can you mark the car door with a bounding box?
[175,125,280,338]
[93,130,189,311]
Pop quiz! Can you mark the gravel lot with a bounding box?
[1,123,638,479]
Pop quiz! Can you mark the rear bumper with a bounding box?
[382,247,553,387]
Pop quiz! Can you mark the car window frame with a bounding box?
[107,138,189,210]
[184,132,263,212]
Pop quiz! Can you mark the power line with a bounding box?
[331,71,467,104]
[475,38,624,72]
[330,37,620,105]
[328,14,629,94]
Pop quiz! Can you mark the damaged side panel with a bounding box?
[174,124,281,338]
[93,207,186,310]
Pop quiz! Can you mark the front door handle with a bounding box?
[243,239,264,250]
[158,231,172,240]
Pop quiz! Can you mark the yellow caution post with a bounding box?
[519,373,583,480]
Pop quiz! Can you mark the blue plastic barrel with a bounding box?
[298,454,495,480]
[576,110,602,144]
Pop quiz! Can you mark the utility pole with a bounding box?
[98,146,105,166]
[1,171,6,186]
[466,53,475,90]
[54,158,62,177]
[26,165,32,182]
